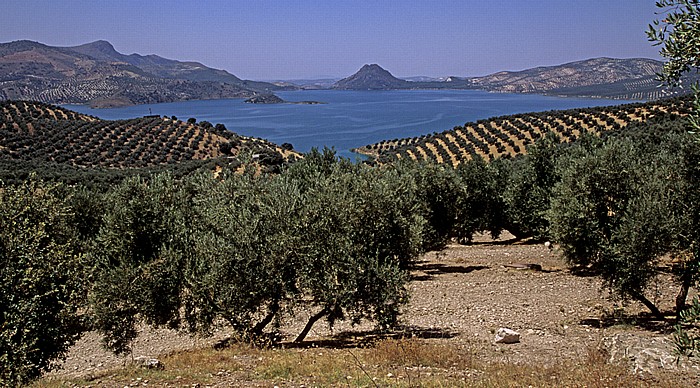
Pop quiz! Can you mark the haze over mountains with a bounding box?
[0,39,681,107]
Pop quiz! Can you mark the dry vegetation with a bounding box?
[356,96,691,166]
[36,235,700,387]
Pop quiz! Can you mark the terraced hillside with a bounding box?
[355,96,692,166]
[0,100,297,169]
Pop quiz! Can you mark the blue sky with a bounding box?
[1,0,664,80]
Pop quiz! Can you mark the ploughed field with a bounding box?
[40,234,700,387]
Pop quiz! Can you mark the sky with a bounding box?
[1,0,665,80]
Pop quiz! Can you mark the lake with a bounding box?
[65,90,639,159]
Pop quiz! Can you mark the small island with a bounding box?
[245,94,325,105]
[244,94,285,104]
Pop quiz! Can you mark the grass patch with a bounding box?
[35,338,690,387]
[33,343,261,387]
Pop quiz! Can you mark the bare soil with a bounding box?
[45,233,700,385]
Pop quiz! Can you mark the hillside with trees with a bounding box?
[0,100,298,185]
[355,95,692,166]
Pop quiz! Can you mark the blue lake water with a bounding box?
[65,90,638,160]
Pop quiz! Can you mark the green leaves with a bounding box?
[647,0,700,86]
[548,131,699,318]
[87,149,426,347]
[0,178,87,386]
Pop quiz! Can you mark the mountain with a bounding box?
[328,59,674,99]
[0,40,290,107]
[467,57,670,100]
[333,64,410,90]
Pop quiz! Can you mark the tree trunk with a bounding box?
[294,307,329,343]
[252,299,280,336]
[630,290,664,320]
[676,275,692,319]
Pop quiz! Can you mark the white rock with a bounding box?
[494,328,520,344]
[133,356,164,370]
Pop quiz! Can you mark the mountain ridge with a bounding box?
[0,40,290,107]
[324,58,676,100]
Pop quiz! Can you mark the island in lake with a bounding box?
[244,94,326,105]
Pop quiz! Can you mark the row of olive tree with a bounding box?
[88,148,428,356]
[5,146,507,384]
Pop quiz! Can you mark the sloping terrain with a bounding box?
[355,95,692,166]
[0,40,289,107]
[0,100,297,169]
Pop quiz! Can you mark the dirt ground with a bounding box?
[46,233,700,384]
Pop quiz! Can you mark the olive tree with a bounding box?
[548,134,690,319]
[90,173,192,354]
[648,0,700,353]
[453,156,505,242]
[647,0,700,86]
[391,159,463,250]
[0,179,87,385]
[92,149,425,347]
[497,132,561,241]
[286,156,424,341]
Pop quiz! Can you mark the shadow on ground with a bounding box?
[274,326,460,350]
[579,311,677,334]
[411,262,488,281]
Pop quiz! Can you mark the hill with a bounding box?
[0,100,297,170]
[326,59,677,100]
[0,40,291,108]
[332,64,410,90]
[354,95,692,166]
[467,57,670,100]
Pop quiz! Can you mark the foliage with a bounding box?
[675,296,700,357]
[90,173,192,354]
[496,132,562,240]
[647,0,700,86]
[0,179,87,386]
[453,156,505,241]
[90,149,426,348]
[548,132,696,318]
[391,160,463,250]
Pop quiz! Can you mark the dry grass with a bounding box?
[35,338,686,387]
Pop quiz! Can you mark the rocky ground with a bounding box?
[45,234,700,385]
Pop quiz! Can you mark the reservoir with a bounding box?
[65,90,639,159]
